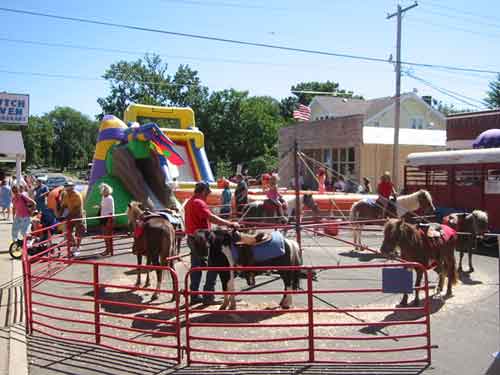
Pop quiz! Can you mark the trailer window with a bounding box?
[485,169,500,194]
[455,169,481,186]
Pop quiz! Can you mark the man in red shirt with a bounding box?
[185,181,240,304]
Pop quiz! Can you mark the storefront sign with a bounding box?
[0,93,29,125]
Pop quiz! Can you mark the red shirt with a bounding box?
[184,195,212,235]
[378,181,394,199]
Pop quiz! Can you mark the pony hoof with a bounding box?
[469,267,474,273]
[458,267,463,273]
[228,305,236,310]
[219,304,227,310]
[411,299,420,307]
[445,292,453,299]
[280,304,291,310]
[151,294,159,301]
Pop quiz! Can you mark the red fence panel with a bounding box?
[25,253,182,364]
[184,263,431,366]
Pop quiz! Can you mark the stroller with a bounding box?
[9,208,58,259]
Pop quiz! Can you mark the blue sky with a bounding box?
[0,0,498,117]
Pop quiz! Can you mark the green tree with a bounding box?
[21,116,55,167]
[198,91,284,173]
[97,54,208,119]
[46,107,99,170]
[291,81,363,105]
[279,96,298,120]
[485,73,500,109]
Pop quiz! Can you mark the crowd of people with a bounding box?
[0,172,114,257]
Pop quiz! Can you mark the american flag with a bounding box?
[293,104,311,121]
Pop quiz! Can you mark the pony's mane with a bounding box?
[385,219,422,247]
[472,209,488,222]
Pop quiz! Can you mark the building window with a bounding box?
[410,117,424,129]
[331,147,356,177]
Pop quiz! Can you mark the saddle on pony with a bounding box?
[231,231,285,285]
[417,223,456,267]
[132,209,181,255]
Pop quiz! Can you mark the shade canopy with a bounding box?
[472,128,500,149]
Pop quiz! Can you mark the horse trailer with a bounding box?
[404,148,500,231]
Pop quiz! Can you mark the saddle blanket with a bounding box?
[421,224,456,251]
[156,211,182,226]
[231,231,285,263]
[363,197,377,208]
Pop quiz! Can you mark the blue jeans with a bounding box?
[187,236,217,296]
[12,216,31,242]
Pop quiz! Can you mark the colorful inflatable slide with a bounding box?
[84,104,215,226]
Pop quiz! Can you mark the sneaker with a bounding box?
[72,247,81,257]
[202,295,216,305]
[190,296,203,305]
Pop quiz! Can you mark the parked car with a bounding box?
[46,176,68,190]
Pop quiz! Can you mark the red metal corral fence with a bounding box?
[184,263,431,366]
[22,219,432,367]
[22,222,182,364]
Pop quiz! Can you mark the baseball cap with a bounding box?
[194,181,211,194]
[64,181,75,188]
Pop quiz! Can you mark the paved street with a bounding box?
[21,228,499,375]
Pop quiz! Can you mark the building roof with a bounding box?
[447,109,500,119]
[311,92,446,122]
[313,95,394,119]
[407,148,500,166]
[363,126,446,146]
[0,131,25,162]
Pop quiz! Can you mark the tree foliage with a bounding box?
[97,54,208,119]
[485,73,500,109]
[291,81,363,105]
[20,108,98,170]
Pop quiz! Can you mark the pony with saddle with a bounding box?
[240,194,320,226]
[443,210,488,273]
[380,219,458,306]
[190,229,302,310]
[127,201,179,301]
[350,189,436,251]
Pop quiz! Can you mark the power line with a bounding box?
[0,6,499,75]
[418,9,500,31]
[0,36,343,69]
[405,72,486,109]
[420,0,500,24]
[0,68,205,87]
[409,17,500,40]
[159,0,288,12]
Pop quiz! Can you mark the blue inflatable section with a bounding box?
[191,139,214,182]
[231,231,286,263]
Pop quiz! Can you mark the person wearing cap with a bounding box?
[60,182,85,256]
[185,181,240,304]
[34,178,49,212]
[219,178,232,219]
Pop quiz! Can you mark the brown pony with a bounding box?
[380,219,458,306]
[127,201,178,301]
[351,189,436,251]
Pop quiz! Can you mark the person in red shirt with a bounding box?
[376,171,397,218]
[185,181,240,304]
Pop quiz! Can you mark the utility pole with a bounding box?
[387,1,418,189]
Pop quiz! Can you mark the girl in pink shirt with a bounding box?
[266,174,287,222]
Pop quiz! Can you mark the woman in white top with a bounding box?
[99,183,115,256]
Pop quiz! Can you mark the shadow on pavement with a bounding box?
[28,334,176,375]
[359,297,445,335]
[168,363,430,375]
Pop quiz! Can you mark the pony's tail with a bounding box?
[448,242,459,285]
[449,256,459,285]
